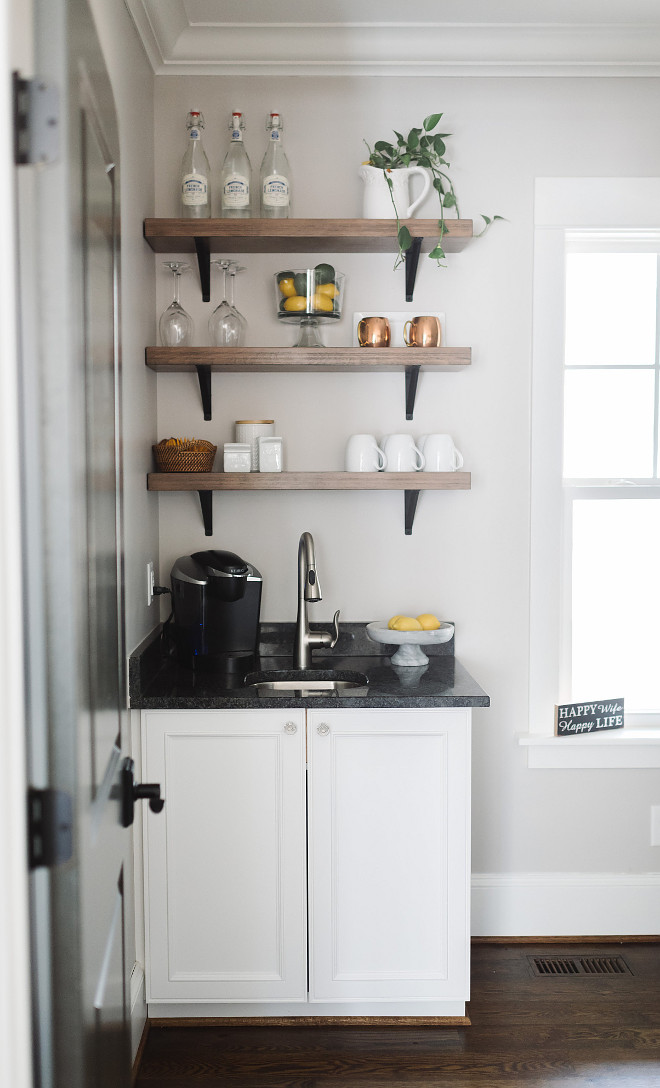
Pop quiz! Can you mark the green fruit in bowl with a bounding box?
[314,262,335,285]
[293,271,309,296]
[277,269,295,283]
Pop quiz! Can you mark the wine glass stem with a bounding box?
[227,272,235,307]
[172,271,181,305]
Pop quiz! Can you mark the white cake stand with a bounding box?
[366,620,454,666]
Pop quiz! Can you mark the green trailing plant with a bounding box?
[363,112,503,269]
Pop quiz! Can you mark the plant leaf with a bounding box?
[374,141,394,153]
[428,245,446,260]
[432,177,445,194]
[433,135,446,157]
[394,130,405,145]
[443,192,456,207]
[423,113,443,131]
[398,225,413,252]
[407,128,421,149]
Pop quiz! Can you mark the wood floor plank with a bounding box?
[134,943,660,1088]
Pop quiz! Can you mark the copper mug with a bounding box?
[357,316,391,348]
[403,315,442,348]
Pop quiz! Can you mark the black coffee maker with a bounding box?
[170,549,262,673]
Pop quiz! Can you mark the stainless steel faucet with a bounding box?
[293,531,340,669]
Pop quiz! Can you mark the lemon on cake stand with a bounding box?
[366,620,454,666]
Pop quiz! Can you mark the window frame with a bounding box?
[524,179,660,765]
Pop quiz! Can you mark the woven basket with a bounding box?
[153,438,217,473]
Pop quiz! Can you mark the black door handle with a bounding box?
[120,757,165,827]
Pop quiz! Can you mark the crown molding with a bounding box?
[125,1,660,77]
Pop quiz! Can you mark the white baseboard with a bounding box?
[471,872,660,937]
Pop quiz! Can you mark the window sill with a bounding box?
[518,729,660,768]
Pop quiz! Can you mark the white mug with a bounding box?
[419,434,464,472]
[381,434,425,472]
[345,434,386,472]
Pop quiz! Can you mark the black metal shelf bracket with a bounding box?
[198,490,213,535]
[405,365,420,420]
[404,237,423,301]
[404,490,420,535]
[196,364,212,420]
[194,236,211,302]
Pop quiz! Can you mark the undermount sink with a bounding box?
[244,669,369,697]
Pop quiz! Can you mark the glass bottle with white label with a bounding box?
[221,111,252,218]
[180,110,211,218]
[259,112,291,218]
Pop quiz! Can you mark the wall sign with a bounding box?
[554,699,624,737]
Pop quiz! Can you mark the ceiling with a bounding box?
[124,0,660,76]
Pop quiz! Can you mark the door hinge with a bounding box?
[13,72,59,166]
[28,787,73,870]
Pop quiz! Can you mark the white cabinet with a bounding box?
[142,706,471,1017]
[142,709,307,1004]
[308,708,471,1005]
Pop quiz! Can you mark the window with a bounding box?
[526,179,660,763]
[562,242,660,715]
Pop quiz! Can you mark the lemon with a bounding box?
[417,613,441,630]
[387,615,403,630]
[317,282,339,298]
[278,277,296,298]
[283,295,308,312]
[311,292,334,313]
[389,616,423,632]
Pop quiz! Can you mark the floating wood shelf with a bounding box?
[145,346,471,420]
[144,217,473,302]
[147,471,471,536]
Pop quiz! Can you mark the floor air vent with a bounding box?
[529,955,632,977]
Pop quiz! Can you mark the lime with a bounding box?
[276,269,295,283]
[314,262,335,285]
[293,271,309,296]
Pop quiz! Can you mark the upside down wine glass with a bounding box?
[208,259,246,346]
[159,262,194,346]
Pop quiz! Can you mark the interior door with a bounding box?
[20,1,131,1085]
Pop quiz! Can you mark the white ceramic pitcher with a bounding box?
[359,164,432,219]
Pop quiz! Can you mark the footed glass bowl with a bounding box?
[366,620,454,666]
[274,265,344,347]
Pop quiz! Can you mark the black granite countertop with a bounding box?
[129,623,490,711]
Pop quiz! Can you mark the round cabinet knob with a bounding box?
[284,721,297,735]
[317,723,330,736]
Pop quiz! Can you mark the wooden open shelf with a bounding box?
[143,217,473,254]
[144,217,473,303]
[147,471,471,536]
[145,347,471,421]
[145,346,471,372]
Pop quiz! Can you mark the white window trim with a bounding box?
[523,178,660,768]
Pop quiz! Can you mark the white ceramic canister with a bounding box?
[234,420,275,471]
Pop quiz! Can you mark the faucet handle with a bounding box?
[330,609,340,649]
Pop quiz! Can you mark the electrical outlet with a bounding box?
[651,807,660,847]
[147,561,155,607]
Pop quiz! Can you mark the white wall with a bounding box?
[151,74,660,933]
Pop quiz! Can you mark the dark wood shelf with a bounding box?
[145,346,470,372]
[147,471,471,536]
[143,217,473,254]
[145,347,471,421]
[144,217,473,303]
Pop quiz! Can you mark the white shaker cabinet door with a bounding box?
[142,709,307,1004]
[307,708,471,1004]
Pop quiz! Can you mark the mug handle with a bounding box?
[413,444,425,470]
[406,166,432,217]
[357,320,367,347]
[453,446,464,470]
[403,320,413,347]
[376,445,386,470]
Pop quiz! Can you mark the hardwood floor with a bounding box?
[134,942,660,1087]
